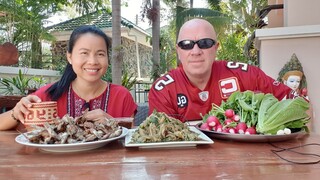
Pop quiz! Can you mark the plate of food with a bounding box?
[196,123,306,143]
[125,111,213,148]
[15,114,128,153]
[15,127,128,152]
[197,90,310,143]
[125,126,213,148]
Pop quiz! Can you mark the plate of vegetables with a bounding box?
[125,111,213,148]
[196,124,305,142]
[197,91,310,143]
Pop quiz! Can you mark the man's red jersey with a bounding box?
[148,61,294,122]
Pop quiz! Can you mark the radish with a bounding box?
[225,109,235,118]
[215,124,223,132]
[284,128,291,134]
[276,129,284,135]
[236,122,247,134]
[228,127,236,134]
[200,123,211,131]
[277,128,291,135]
[245,127,256,135]
[206,116,220,128]
[232,114,240,122]
[224,119,233,125]
[222,128,229,133]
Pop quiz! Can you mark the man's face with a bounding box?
[176,21,219,79]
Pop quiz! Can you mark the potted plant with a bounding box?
[0,69,47,111]
[0,69,46,96]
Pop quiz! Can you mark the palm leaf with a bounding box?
[176,7,230,37]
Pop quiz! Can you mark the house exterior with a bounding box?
[48,10,153,81]
[255,0,320,134]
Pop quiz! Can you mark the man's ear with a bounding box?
[215,41,220,50]
[176,44,180,59]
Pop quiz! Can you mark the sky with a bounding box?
[121,0,209,29]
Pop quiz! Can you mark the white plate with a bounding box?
[195,124,306,143]
[125,126,214,148]
[15,127,128,153]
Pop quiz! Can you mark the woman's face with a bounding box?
[67,33,108,83]
[284,75,301,91]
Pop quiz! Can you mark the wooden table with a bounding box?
[1,130,320,179]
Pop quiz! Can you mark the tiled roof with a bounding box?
[47,9,134,32]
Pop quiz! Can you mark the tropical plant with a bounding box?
[0,0,65,68]
[101,64,137,91]
[217,32,253,64]
[159,27,177,73]
[175,7,230,39]
[0,69,46,95]
[121,71,138,90]
[220,0,268,64]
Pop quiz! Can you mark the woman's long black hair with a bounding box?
[46,25,111,100]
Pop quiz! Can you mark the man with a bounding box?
[148,18,295,123]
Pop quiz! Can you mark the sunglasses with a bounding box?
[177,38,216,50]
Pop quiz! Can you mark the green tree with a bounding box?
[159,27,176,73]
[0,0,65,68]
[217,32,249,63]
[220,0,268,64]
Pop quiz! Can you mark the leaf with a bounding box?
[257,97,309,134]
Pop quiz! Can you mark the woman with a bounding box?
[0,25,137,130]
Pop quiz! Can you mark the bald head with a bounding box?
[177,18,217,43]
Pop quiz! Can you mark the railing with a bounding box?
[0,66,60,84]
[132,81,152,103]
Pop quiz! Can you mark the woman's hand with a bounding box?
[83,108,113,121]
[12,95,42,123]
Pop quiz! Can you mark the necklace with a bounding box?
[67,83,110,117]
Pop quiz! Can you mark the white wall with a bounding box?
[256,20,320,134]
[285,0,320,26]
[0,66,60,94]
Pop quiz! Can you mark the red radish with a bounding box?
[228,127,236,134]
[200,123,211,131]
[232,114,240,122]
[215,124,223,132]
[245,127,257,135]
[222,128,229,133]
[206,116,220,127]
[236,122,247,134]
[224,119,233,125]
[225,109,235,118]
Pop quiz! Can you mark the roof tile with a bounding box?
[48,10,134,32]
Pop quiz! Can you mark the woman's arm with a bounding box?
[0,95,42,131]
[0,110,19,130]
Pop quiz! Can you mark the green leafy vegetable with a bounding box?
[256,96,310,134]
[202,90,310,135]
